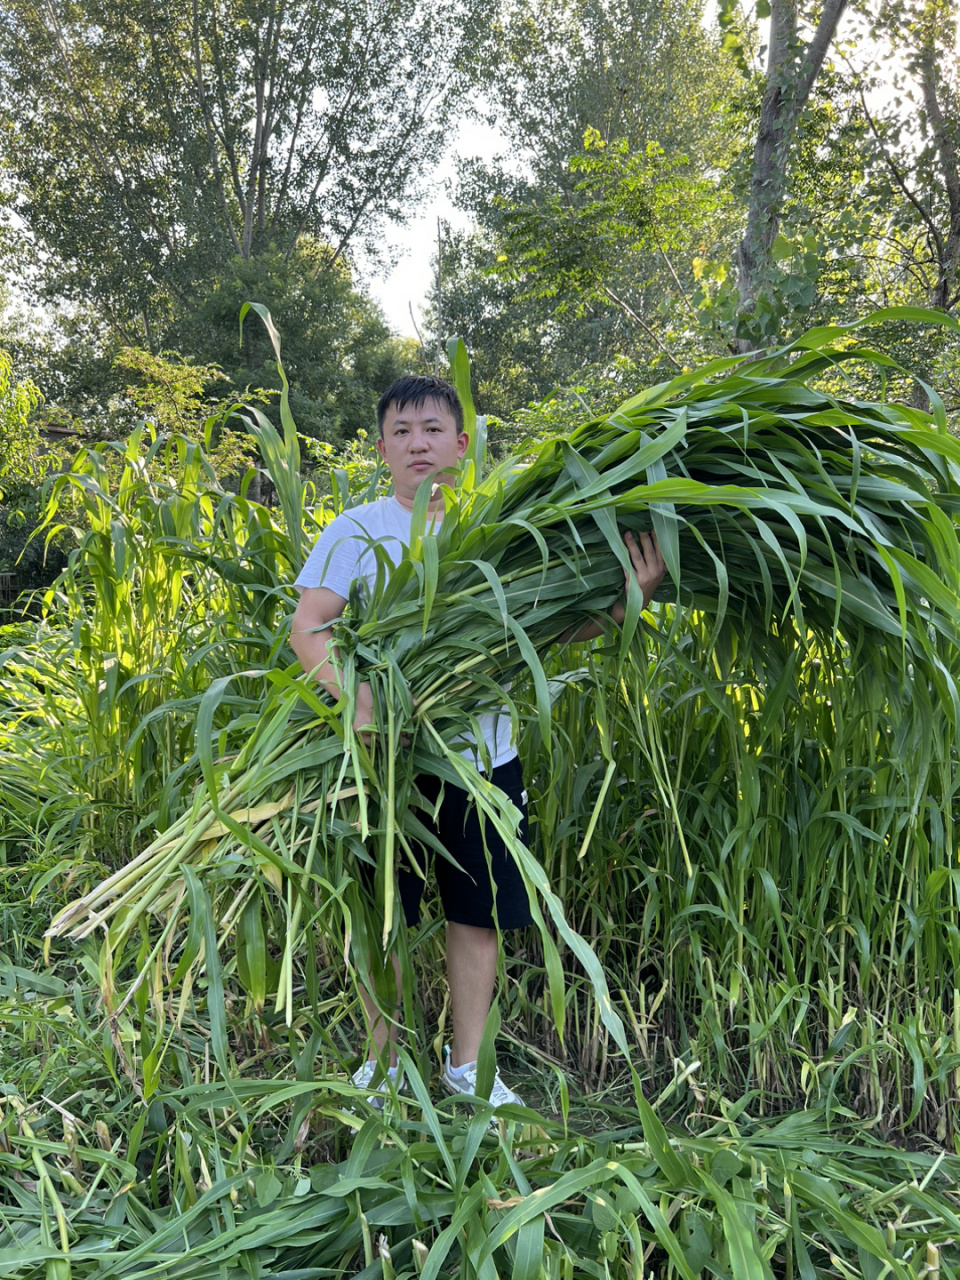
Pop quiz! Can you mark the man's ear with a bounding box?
[376,436,386,459]
[457,432,469,458]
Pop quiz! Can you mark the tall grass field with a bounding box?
[1,307,959,1277]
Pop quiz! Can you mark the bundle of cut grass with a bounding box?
[348,338,960,754]
[47,311,960,1057]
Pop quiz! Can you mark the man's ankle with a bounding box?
[449,1047,480,1070]
[447,1043,481,1072]
[365,1048,399,1069]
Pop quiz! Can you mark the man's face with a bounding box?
[377,396,468,509]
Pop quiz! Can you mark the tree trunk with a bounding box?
[734,0,849,351]
[912,0,959,410]
[919,29,960,313]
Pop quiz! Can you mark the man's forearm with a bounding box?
[561,599,625,646]
[291,623,377,733]
[290,624,343,698]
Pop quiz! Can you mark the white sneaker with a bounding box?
[441,1046,524,1107]
[350,1060,401,1111]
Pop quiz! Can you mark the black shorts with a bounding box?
[363,756,533,931]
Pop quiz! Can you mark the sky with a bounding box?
[366,117,509,340]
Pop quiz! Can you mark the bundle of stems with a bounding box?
[48,313,960,1055]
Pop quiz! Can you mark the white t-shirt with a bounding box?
[296,497,516,770]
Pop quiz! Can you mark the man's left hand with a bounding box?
[611,530,666,624]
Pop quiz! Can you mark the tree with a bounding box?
[173,242,418,442]
[853,0,960,315]
[0,0,485,347]
[476,0,739,187]
[730,0,960,404]
[915,4,960,316]
[485,129,730,368]
[835,0,960,409]
[437,0,744,403]
[433,223,638,421]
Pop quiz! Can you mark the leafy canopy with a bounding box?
[0,0,485,349]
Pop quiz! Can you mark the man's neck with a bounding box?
[394,486,446,516]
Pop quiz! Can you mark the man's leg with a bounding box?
[359,951,404,1067]
[355,843,426,1068]
[446,921,499,1067]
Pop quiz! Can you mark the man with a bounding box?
[290,374,665,1110]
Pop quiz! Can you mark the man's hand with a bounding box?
[290,589,380,745]
[352,681,413,748]
[610,530,666,624]
[291,589,412,748]
[561,528,666,644]
[353,682,376,743]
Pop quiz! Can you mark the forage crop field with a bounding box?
[1,310,960,1277]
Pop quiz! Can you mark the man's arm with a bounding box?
[290,586,375,732]
[564,530,666,644]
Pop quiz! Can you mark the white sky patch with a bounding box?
[367,116,509,338]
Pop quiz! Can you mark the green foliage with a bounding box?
[496,133,722,312]
[1,413,313,861]
[720,0,960,361]
[0,0,486,343]
[448,0,952,374]
[303,428,389,506]
[0,350,67,596]
[0,1,462,442]
[113,347,233,434]
[112,346,259,480]
[172,244,417,443]
[432,223,635,419]
[39,305,960,1073]
[0,350,48,500]
[0,1038,955,1280]
[1,308,126,435]
[0,488,68,594]
[435,0,745,402]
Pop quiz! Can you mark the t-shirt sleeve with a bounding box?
[294,515,366,595]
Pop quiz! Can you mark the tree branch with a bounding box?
[181,0,243,257]
[286,14,382,253]
[796,0,850,110]
[208,0,248,225]
[601,285,683,368]
[268,6,323,234]
[40,0,186,301]
[857,83,945,266]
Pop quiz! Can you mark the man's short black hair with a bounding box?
[376,375,464,437]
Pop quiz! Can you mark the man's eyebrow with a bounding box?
[390,411,446,425]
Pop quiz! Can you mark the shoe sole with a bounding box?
[441,1076,523,1108]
